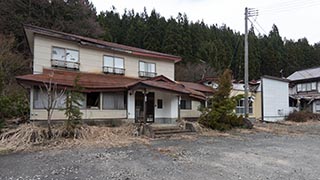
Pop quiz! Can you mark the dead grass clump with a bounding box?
[0,124,49,149]
[0,123,148,152]
[190,122,230,137]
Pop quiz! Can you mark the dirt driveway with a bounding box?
[1,121,320,180]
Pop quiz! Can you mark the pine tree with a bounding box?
[64,76,84,136]
[199,69,244,131]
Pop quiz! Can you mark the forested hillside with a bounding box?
[1,0,320,81]
[1,0,320,119]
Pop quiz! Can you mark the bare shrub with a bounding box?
[286,111,320,122]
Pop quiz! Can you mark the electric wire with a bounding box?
[257,0,320,15]
[248,18,263,36]
[257,0,318,11]
[252,18,267,35]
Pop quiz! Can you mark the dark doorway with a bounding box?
[135,91,155,123]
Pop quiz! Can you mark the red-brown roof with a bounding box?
[17,69,208,100]
[16,69,139,92]
[24,24,182,63]
[179,81,215,94]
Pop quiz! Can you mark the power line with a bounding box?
[258,0,318,11]
[252,18,267,35]
[259,0,320,14]
[248,18,263,35]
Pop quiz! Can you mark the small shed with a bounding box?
[261,76,290,122]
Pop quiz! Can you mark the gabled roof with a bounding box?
[287,67,320,82]
[23,24,182,63]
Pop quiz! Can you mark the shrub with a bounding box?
[0,119,4,132]
[286,111,320,122]
[0,93,29,132]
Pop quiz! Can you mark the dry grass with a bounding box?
[189,122,230,137]
[0,123,149,152]
[252,120,320,135]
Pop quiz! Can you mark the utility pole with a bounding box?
[244,7,258,117]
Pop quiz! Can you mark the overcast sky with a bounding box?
[90,0,320,44]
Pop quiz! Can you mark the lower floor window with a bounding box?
[102,92,126,109]
[86,92,100,109]
[33,88,66,109]
[236,99,253,114]
[33,89,129,110]
[181,98,192,109]
[315,101,320,112]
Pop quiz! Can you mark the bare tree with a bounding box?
[175,62,217,82]
[39,72,65,138]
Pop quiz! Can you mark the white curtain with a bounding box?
[33,88,66,109]
[103,92,125,109]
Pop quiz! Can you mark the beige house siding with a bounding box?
[230,90,262,120]
[30,109,127,120]
[180,100,202,118]
[33,35,175,80]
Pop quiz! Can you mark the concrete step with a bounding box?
[150,125,180,131]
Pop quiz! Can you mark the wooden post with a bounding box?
[143,89,147,124]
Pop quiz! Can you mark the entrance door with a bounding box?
[135,92,155,123]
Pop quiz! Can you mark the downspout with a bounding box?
[261,78,264,122]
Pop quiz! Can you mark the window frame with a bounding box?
[138,61,157,78]
[180,98,192,110]
[33,87,66,110]
[236,98,253,114]
[86,92,101,110]
[103,55,125,75]
[315,101,320,112]
[51,46,80,70]
[297,82,317,92]
[102,92,127,110]
[157,99,163,109]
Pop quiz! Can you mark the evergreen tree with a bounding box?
[199,69,244,131]
[64,76,84,135]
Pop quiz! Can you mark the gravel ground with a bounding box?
[1,122,320,180]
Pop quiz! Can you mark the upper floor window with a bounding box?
[103,55,125,75]
[139,61,156,78]
[297,82,316,92]
[51,47,79,70]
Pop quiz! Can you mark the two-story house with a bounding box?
[287,67,320,113]
[17,25,213,124]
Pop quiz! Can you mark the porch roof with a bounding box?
[16,69,139,92]
[16,69,208,100]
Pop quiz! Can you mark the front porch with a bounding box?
[127,90,180,124]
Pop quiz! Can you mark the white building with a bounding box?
[261,76,290,122]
